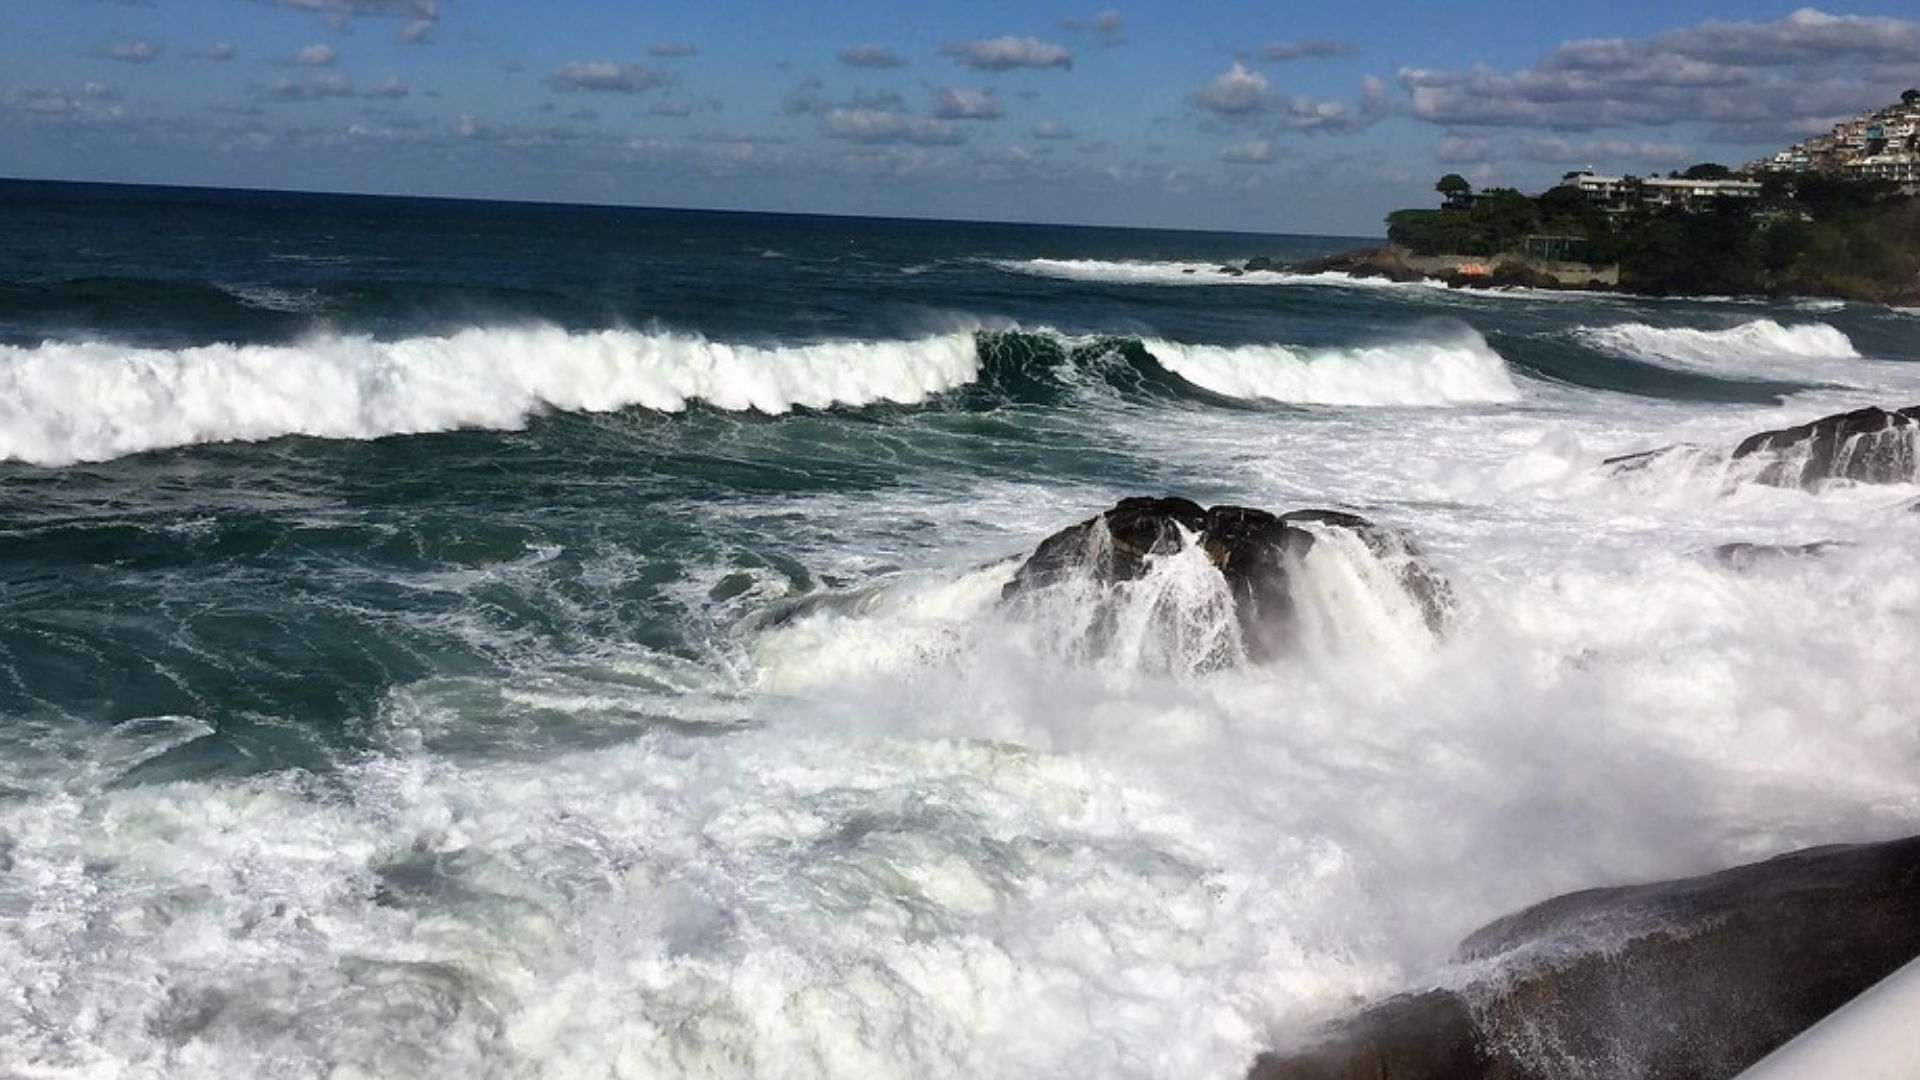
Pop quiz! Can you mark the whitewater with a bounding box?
[3,184,1919,1080]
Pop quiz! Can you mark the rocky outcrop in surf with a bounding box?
[1001,497,1453,664]
[1731,405,1920,488]
[1251,835,1920,1080]
[1605,404,1920,491]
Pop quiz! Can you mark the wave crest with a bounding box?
[1575,320,1860,371]
[0,327,982,466]
[1143,329,1520,406]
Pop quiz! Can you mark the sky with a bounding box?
[4,1,1919,235]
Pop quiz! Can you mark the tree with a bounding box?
[1904,88,1919,106]
[1435,173,1473,208]
[1682,162,1734,180]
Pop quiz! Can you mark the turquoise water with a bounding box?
[3,179,1919,1078]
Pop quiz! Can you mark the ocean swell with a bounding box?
[0,325,1526,466]
[0,327,983,466]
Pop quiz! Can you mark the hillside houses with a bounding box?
[1560,172,1761,214]
[1750,92,1920,190]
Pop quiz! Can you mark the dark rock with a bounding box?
[1250,991,1497,1080]
[1252,835,1920,1080]
[1245,255,1279,273]
[1290,248,1430,284]
[1709,541,1843,570]
[1001,497,1451,662]
[1442,263,1561,291]
[1731,405,1920,487]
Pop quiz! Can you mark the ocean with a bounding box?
[2,178,1918,1078]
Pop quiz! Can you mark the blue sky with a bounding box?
[5,1,1918,234]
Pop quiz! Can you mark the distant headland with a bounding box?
[1231,91,1920,305]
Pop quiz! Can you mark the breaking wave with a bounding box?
[0,325,1523,466]
[0,327,983,466]
[993,258,1447,290]
[1574,320,1860,376]
[1144,330,1520,406]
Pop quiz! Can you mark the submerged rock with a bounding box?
[1251,835,1920,1080]
[1708,540,1843,570]
[1732,405,1920,487]
[1001,497,1452,663]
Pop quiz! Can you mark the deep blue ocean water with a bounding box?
[3,179,1918,1078]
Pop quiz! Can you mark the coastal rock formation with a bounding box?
[1603,405,1920,490]
[1251,835,1920,1080]
[1002,497,1452,663]
[1731,404,1920,487]
[1708,540,1843,570]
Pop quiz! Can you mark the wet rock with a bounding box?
[1288,247,1429,284]
[1251,835,1920,1080]
[1709,541,1843,570]
[1001,497,1451,662]
[1732,405,1920,488]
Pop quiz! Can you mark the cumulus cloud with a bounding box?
[648,42,697,58]
[1399,7,1920,136]
[1192,66,1388,133]
[255,73,409,102]
[1191,62,1269,115]
[544,60,676,94]
[1218,138,1280,164]
[397,19,432,44]
[202,42,238,61]
[2,82,126,121]
[95,38,159,63]
[819,107,963,146]
[296,43,336,66]
[1031,120,1076,140]
[940,36,1072,71]
[931,86,1005,120]
[838,43,906,69]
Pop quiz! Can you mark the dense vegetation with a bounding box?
[1386,173,1920,301]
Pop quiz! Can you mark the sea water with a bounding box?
[2,179,1918,1078]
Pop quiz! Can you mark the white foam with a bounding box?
[995,258,1448,290]
[1574,319,1861,380]
[1143,329,1522,406]
[0,327,983,465]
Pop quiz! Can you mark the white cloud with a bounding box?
[940,36,1072,71]
[820,108,963,146]
[544,60,676,94]
[838,43,907,69]
[96,38,159,63]
[1031,120,1076,140]
[255,73,409,102]
[1191,62,1268,115]
[1521,136,1693,167]
[2,82,126,122]
[931,86,1005,120]
[1192,66,1388,133]
[1094,10,1125,48]
[1434,135,1491,164]
[1399,7,1920,135]
[296,43,336,66]
[1218,138,1280,164]
[204,42,238,61]
[648,42,697,58]
[397,19,432,44]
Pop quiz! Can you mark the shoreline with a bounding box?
[1237,244,1920,306]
